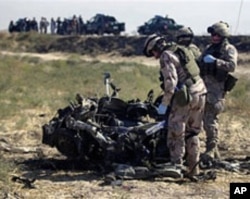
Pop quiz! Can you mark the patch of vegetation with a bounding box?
[226,76,250,116]
[1,52,250,126]
[0,154,17,194]
[0,54,160,122]
[1,31,250,55]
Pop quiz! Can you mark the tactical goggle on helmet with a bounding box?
[207,21,230,37]
[143,34,166,57]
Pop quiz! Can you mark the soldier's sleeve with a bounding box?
[159,52,177,106]
[216,44,238,72]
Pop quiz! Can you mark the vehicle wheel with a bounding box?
[98,29,103,35]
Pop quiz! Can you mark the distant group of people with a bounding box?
[8,15,85,35]
[143,21,238,177]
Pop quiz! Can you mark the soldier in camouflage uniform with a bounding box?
[143,35,207,176]
[176,26,201,61]
[198,21,238,159]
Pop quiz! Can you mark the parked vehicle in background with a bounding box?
[84,13,125,35]
[137,15,183,35]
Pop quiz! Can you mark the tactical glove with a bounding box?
[157,103,167,115]
[203,54,216,63]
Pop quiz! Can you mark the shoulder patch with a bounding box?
[227,46,236,56]
[224,44,238,61]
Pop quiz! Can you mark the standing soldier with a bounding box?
[176,26,201,61]
[198,21,238,160]
[143,34,207,177]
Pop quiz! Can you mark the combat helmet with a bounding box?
[176,27,194,46]
[207,21,230,37]
[176,27,194,39]
[143,34,167,57]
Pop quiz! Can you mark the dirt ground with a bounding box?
[0,52,249,199]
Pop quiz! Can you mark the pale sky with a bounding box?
[0,0,249,35]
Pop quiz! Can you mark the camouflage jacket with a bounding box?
[199,39,238,103]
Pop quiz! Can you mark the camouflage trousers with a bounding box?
[167,93,206,175]
[203,100,225,150]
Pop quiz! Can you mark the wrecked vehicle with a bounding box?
[42,73,169,168]
[41,73,247,182]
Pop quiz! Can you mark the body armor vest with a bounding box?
[159,44,200,89]
[200,39,229,82]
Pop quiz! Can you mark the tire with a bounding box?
[98,28,103,35]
